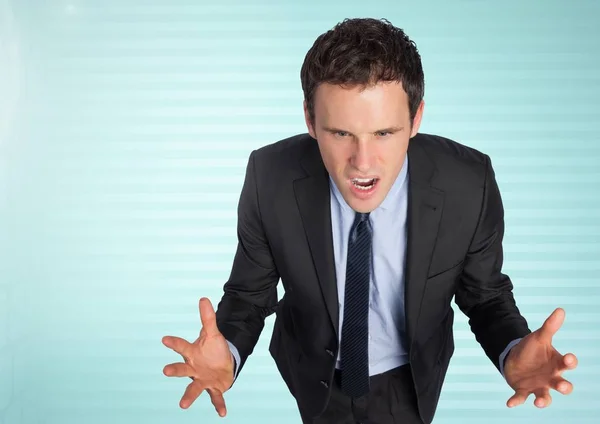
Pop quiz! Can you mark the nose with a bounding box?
[350,139,372,173]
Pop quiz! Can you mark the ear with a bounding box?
[409,100,425,137]
[303,100,317,139]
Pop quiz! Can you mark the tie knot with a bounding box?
[356,212,370,223]
[350,212,371,242]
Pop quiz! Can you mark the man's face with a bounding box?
[304,81,424,213]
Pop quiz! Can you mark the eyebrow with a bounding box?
[322,126,405,134]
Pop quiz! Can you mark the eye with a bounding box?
[335,131,350,137]
[376,131,391,137]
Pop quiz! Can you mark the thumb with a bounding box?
[199,297,220,337]
[537,307,565,344]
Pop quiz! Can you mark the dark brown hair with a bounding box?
[300,17,425,125]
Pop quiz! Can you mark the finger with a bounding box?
[180,380,205,409]
[533,388,552,408]
[207,388,227,417]
[162,336,193,358]
[562,353,578,370]
[199,297,220,337]
[163,362,195,378]
[537,308,565,344]
[507,389,529,408]
[551,376,573,395]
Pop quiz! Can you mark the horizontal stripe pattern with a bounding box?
[1,0,599,423]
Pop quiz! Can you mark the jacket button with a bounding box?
[325,349,334,356]
[320,380,329,388]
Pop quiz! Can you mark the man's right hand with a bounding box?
[162,297,235,417]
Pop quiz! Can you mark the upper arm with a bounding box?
[235,150,279,275]
[455,154,509,311]
[215,151,281,365]
[454,155,530,367]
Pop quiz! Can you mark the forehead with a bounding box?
[313,81,410,127]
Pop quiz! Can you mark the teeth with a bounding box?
[351,178,376,190]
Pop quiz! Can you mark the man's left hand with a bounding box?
[504,307,578,408]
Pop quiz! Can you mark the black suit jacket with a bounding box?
[215,132,531,423]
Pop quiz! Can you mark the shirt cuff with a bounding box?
[499,338,522,379]
[227,340,241,380]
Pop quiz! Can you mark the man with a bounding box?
[162,18,578,423]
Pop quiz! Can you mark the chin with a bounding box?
[343,194,383,213]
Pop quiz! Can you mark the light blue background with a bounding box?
[1,0,599,423]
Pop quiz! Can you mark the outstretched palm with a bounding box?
[162,297,234,416]
[504,308,578,408]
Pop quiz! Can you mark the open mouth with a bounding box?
[351,177,378,191]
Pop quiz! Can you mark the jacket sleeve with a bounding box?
[454,154,531,372]
[215,150,280,378]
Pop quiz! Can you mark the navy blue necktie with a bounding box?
[340,212,372,397]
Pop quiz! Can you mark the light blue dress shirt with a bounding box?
[227,155,519,379]
[329,155,411,375]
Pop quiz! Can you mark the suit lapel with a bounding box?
[404,139,445,351]
[294,140,340,337]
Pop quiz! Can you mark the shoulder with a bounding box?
[248,133,318,178]
[411,132,493,190]
[252,132,314,160]
[412,132,489,168]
